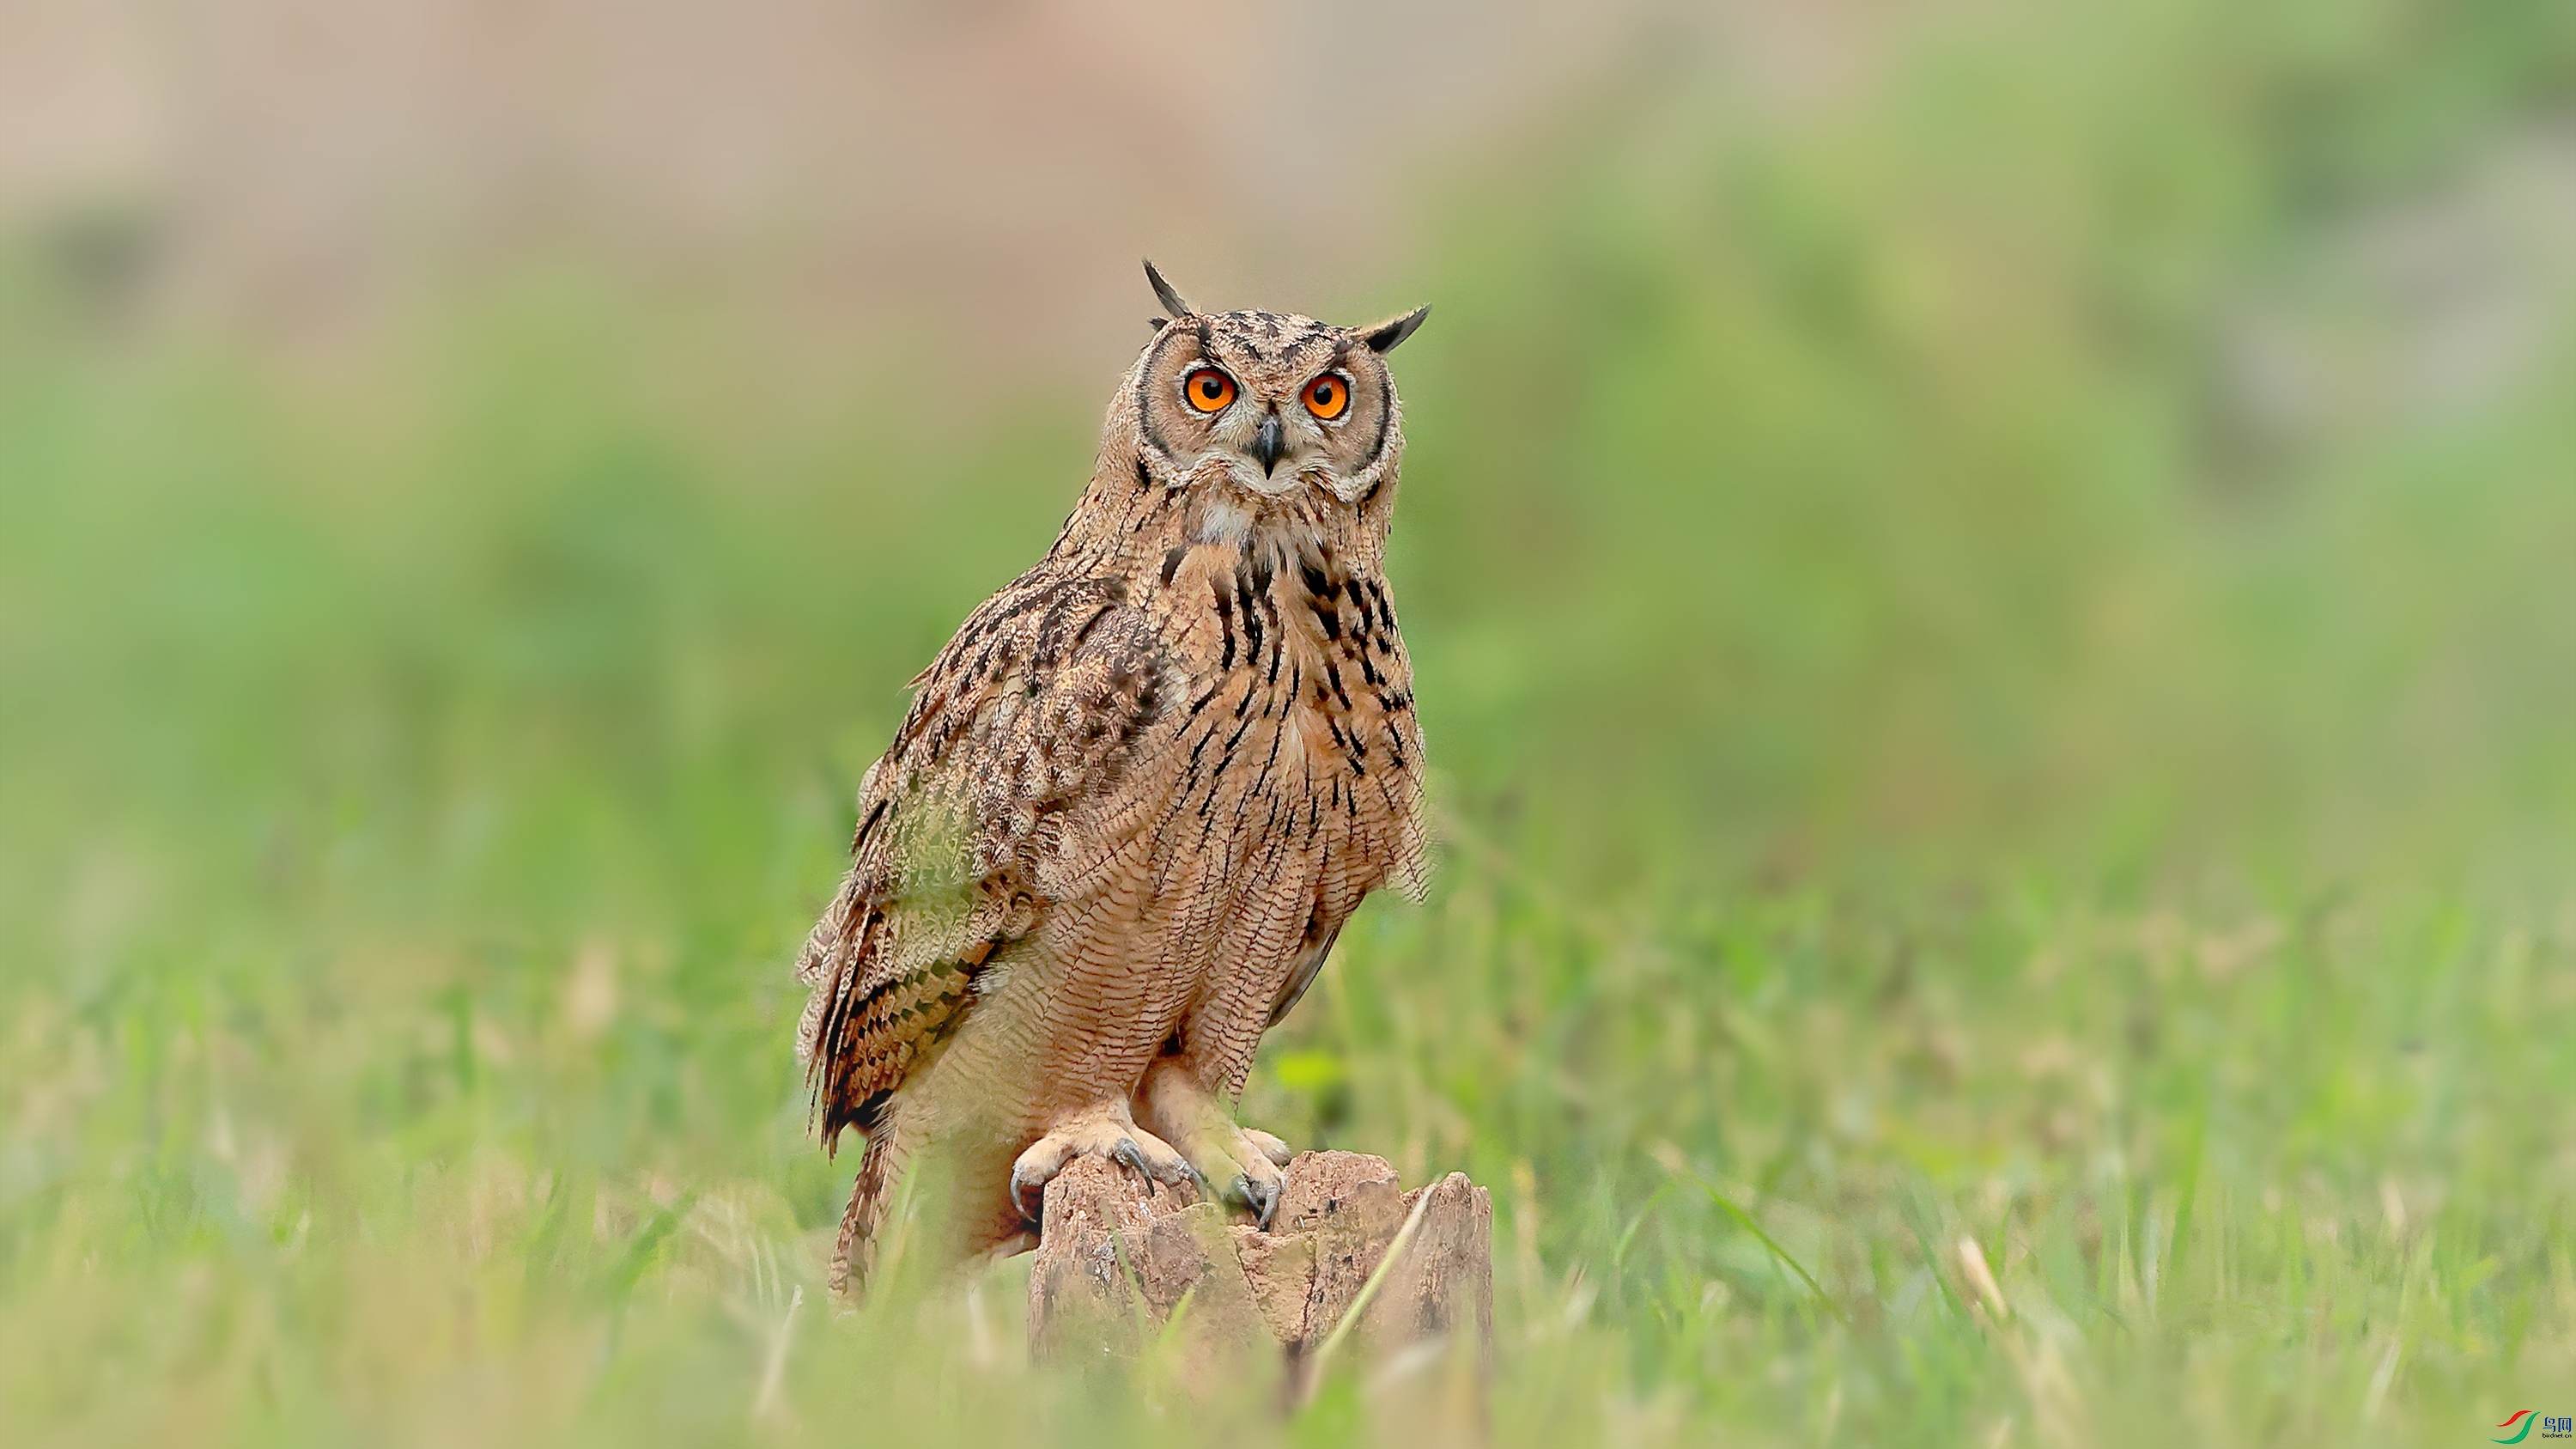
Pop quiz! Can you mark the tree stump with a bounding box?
[1028,1150,1492,1403]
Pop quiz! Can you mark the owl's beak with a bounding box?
[1252,414,1286,476]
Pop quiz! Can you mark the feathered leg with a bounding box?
[1134,1055,1292,1227]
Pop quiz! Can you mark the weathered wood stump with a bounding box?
[1029,1150,1492,1403]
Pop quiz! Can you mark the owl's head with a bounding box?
[1121,261,1428,510]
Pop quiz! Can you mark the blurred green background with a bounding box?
[2,2,2571,1445]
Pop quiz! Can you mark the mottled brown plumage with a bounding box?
[794,265,1431,1295]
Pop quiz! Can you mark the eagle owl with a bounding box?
[795,264,1432,1294]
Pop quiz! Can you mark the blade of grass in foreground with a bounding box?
[1676,1167,1850,1329]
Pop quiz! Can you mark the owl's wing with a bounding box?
[793,572,1171,1148]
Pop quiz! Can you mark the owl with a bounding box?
[793,264,1432,1295]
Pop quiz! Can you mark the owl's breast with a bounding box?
[1116,538,1427,907]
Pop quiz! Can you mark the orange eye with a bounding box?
[1184,368,1236,413]
[1303,372,1351,421]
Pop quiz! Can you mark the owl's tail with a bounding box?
[828,1119,1038,1301]
[828,1129,898,1301]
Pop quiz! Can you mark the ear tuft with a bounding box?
[1358,304,1431,354]
[1143,259,1194,319]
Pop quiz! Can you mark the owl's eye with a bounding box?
[1303,372,1351,421]
[1183,368,1237,413]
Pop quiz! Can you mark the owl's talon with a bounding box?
[1135,1060,1296,1227]
[1229,1172,1280,1231]
[1010,1111,1192,1222]
[1009,1157,1058,1223]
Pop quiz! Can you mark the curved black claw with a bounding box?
[1112,1136,1201,1197]
[1229,1172,1280,1231]
[1009,1163,1049,1224]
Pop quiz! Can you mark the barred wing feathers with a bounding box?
[793,572,1171,1148]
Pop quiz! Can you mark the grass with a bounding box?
[3,0,2572,1443]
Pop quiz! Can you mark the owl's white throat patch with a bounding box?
[1194,496,1252,548]
[1190,493,1331,568]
